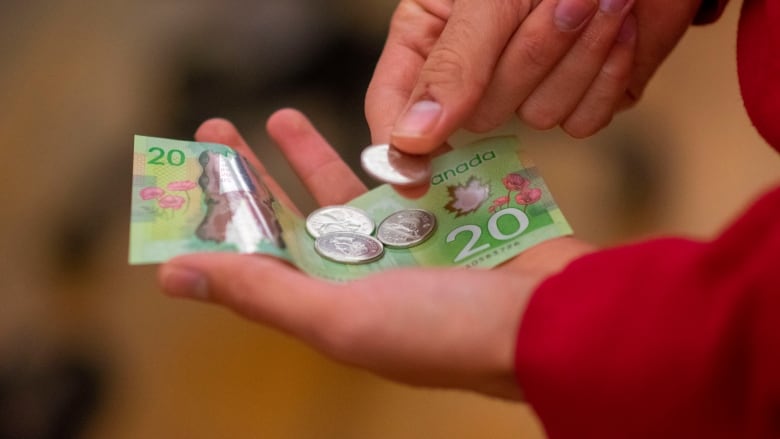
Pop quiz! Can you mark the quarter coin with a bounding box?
[360,144,432,187]
[314,232,385,264]
[305,205,375,238]
[376,209,437,248]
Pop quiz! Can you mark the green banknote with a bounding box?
[130,135,572,280]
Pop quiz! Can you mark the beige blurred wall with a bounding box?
[0,1,777,438]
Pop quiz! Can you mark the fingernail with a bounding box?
[393,100,442,138]
[554,0,597,32]
[600,0,629,14]
[161,265,208,299]
[616,14,636,43]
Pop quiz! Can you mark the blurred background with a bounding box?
[1,1,778,438]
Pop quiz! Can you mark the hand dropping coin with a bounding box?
[360,144,432,187]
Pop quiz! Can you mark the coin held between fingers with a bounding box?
[360,144,432,187]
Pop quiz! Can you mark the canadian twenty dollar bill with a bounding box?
[130,135,572,280]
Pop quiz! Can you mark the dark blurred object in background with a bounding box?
[0,346,104,439]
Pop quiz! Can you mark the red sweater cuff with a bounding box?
[514,185,780,438]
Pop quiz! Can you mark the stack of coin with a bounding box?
[305,205,437,265]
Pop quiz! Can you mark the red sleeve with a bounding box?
[514,184,780,438]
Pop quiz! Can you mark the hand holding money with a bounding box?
[132,112,572,279]
[158,111,594,399]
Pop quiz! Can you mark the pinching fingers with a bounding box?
[517,0,636,132]
[390,0,535,155]
[466,0,600,132]
[562,13,637,138]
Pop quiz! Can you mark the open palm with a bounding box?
[159,109,593,400]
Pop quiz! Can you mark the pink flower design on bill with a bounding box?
[167,180,197,211]
[167,180,197,191]
[502,173,529,192]
[489,171,543,212]
[158,194,186,210]
[140,186,165,200]
[515,188,542,205]
[488,195,510,213]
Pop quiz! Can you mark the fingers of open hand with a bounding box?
[518,1,635,133]
[195,118,266,173]
[194,118,297,212]
[389,0,534,155]
[266,109,367,206]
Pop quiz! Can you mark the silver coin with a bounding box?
[360,144,432,187]
[305,205,375,238]
[314,232,385,264]
[376,209,437,248]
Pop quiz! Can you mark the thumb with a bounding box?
[390,0,533,155]
[158,253,337,339]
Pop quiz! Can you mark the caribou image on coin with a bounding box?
[376,208,437,248]
[305,206,375,238]
[360,144,432,187]
[314,232,385,264]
